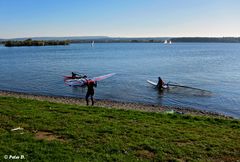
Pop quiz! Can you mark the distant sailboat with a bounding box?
[91,41,94,47]
[163,40,172,44]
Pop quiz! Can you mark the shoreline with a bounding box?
[0,90,232,119]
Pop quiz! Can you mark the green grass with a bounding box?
[0,96,240,161]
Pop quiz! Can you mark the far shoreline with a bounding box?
[0,90,233,119]
[1,36,240,44]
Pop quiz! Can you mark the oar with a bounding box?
[167,82,211,93]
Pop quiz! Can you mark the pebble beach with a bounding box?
[0,90,232,119]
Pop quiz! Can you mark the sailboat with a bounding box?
[163,40,172,44]
[91,41,94,47]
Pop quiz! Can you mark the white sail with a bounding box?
[164,40,172,44]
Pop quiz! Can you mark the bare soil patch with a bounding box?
[35,131,65,142]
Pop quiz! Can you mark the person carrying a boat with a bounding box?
[86,80,97,106]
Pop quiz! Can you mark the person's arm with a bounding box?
[94,81,97,87]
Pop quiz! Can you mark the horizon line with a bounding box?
[1,35,240,40]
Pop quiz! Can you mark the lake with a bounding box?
[0,43,240,118]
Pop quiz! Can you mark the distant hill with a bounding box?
[1,36,110,41]
[70,37,169,43]
[0,36,169,43]
[170,37,240,43]
[1,36,240,43]
[0,36,169,41]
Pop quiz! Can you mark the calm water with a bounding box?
[0,43,240,118]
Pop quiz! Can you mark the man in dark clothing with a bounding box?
[157,77,165,91]
[85,80,97,106]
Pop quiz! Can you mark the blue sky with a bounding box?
[0,0,239,38]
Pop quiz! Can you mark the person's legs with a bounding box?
[90,91,94,106]
[85,92,90,106]
[90,95,94,106]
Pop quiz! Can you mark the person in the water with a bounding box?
[157,77,165,91]
[72,72,87,79]
[72,72,77,78]
[85,80,97,106]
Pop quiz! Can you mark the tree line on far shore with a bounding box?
[170,37,240,43]
[2,37,240,46]
[70,37,240,43]
[4,39,69,47]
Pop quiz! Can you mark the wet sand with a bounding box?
[0,90,232,118]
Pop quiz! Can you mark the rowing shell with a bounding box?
[147,80,168,89]
[147,80,211,95]
[65,73,116,87]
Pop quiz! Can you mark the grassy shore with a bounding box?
[0,96,240,161]
[0,90,231,118]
